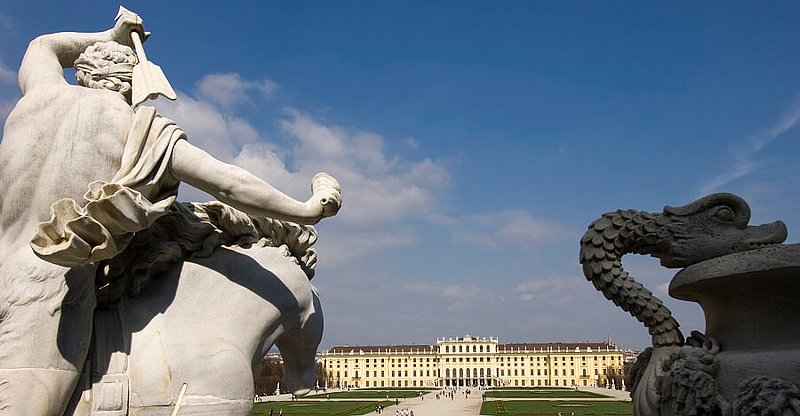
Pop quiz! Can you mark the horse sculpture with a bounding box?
[65,202,324,416]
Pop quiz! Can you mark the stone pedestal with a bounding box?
[669,243,800,400]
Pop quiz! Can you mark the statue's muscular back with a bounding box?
[0,83,132,257]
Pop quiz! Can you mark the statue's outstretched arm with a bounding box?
[18,9,143,95]
[169,140,341,225]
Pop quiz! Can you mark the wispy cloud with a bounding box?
[450,209,570,249]
[513,275,589,304]
[317,229,416,268]
[0,14,11,32]
[196,73,278,107]
[700,94,800,194]
[0,100,14,122]
[0,58,15,84]
[279,110,450,227]
[0,58,18,125]
[403,281,500,312]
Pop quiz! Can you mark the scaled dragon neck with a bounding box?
[580,209,683,347]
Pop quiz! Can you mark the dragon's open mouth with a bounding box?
[747,220,788,248]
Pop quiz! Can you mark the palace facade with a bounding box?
[320,335,625,389]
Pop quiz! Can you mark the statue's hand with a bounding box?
[310,172,342,219]
[112,6,145,47]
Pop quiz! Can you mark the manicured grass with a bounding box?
[253,400,393,415]
[480,400,632,416]
[359,387,437,391]
[485,388,609,399]
[305,389,432,399]
[492,387,580,391]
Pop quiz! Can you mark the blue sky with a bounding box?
[1,1,799,350]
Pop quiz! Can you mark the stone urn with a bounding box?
[669,243,800,404]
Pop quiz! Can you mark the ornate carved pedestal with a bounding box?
[670,243,800,407]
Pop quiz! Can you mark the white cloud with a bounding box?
[0,58,18,124]
[700,94,800,194]
[402,281,497,312]
[196,73,278,107]
[0,99,14,122]
[450,209,569,248]
[157,74,451,244]
[513,275,589,304]
[153,91,306,203]
[403,137,420,149]
[279,110,450,227]
[316,228,416,268]
[0,58,16,84]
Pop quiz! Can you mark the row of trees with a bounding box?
[597,359,635,391]
[253,355,328,396]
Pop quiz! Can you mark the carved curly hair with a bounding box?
[74,41,137,99]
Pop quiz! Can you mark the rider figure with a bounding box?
[0,9,340,415]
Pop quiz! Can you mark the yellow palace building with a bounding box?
[320,335,625,389]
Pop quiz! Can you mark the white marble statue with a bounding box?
[0,7,340,416]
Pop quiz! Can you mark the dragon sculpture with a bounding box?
[580,193,787,415]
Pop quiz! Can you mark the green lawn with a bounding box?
[304,389,432,399]
[253,400,393,415]
[480,400,632,416]
[485,388,609,399]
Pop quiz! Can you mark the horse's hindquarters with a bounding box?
[123,245,319,415]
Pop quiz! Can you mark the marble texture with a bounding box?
[0,7,340,415]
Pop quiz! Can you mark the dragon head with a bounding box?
[650,193,787,268]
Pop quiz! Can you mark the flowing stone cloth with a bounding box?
[30,106,184,267]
